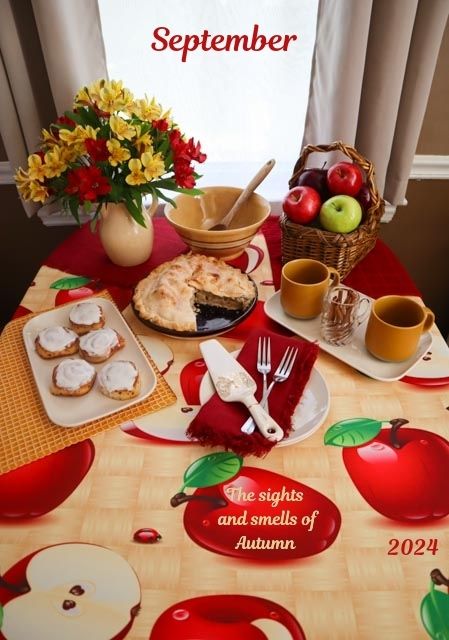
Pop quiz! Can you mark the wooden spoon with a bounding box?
[202,159,276,231]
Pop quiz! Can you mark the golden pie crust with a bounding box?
[133,253,256,332]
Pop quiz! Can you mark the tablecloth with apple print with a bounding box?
[1,216,449,639]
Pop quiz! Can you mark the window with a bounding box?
[98,0,318,204]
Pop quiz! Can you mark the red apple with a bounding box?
[325,418,449,522]
[356,183,372,211]
[149,594,306,639]
[0,440,95,518]
[172,466,341,560]
[0,543,141,640]
[296,167,329,201]
[282,186,321,224]
[327,161,363,197]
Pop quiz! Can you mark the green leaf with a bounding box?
[179,452,243,493]
[64,110,86,126]
[68,198,81,225]
[124,194,146,227]
[0,602,3,630]
[153,188,176,207]
[324,418,384,447]
[421,582,449,639]
[50,276,91,290]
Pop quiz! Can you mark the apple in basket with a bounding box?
[282,186,321,224]
[0,440,95,518]
[149,594,306,639]
[0,543,141,640]
[171,454,341,560]
[325,418,449,522]
[326,161,363,197]
[295,166,329,201]
[319,194,362,233]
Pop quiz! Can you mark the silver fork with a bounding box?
[240,345,298,435]
[257,336,271,413]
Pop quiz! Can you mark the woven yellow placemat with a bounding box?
[0,293,177,474]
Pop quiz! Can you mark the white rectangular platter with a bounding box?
[22,297,157,427]
[264,291,432,382]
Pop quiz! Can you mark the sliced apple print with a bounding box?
[1,543,141,640]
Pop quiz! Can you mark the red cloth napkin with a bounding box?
[186,329,319,457]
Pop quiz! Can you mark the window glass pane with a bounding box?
[98,0,318,199]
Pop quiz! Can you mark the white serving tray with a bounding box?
[22,297,157,427]
[264,291,432,382]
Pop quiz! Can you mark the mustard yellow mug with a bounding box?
[280,259,340,319]
[365,295,434,362]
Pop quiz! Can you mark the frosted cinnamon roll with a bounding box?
[98,360,141,400]
[50,358,96,396]
[35,326,79,359]
[79,328,124,363]
[69,302,105,335]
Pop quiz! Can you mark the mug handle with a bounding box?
[144,194,158,218]
[328,267,340,287]
[423,307,435,332]
[356,297,371,327]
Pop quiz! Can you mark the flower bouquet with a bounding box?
[15,79,206,227]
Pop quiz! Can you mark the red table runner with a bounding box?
[44,216,421,300]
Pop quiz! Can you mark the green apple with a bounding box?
[319,195,362,233]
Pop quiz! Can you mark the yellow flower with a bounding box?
[44,146,67,178]
[15,167,33,199]
[109,115,135,141]
[98,83,134,114]
[106,139,131,166]
[141,152,165,180]
[41,128,59,147]
[133,125,153,154]
[125,158,146,185]
[132,96,162,122]
[27,154,46,182]
[59,125,98,145]
[74,86,92,106]
[29,180,49,203]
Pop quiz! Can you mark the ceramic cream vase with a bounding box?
[99,197,158,267]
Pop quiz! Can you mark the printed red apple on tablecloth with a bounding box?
[0,440,95,518]
[420,569,449,639]
[149,594,306,639]
[325,417,449,522]
[171,452,341,560]
[50,276,97,305]
[0,543,141,640]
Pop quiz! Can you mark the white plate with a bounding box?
[129,353,330,447]
[22,298,157,427]
[264,291,433,382]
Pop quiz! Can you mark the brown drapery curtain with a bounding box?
[302,0,449,205]
[0,0,107,216]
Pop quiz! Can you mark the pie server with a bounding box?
[200,339,284,443]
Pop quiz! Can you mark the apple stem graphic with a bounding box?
[389,418,410,449]
[170,492,228,508]
[0,574,30,594]
[430,569,449,587]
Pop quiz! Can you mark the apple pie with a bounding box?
[133,253,256,332]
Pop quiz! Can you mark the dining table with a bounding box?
[1,215,449,640]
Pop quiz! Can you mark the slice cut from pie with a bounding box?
[133,253,256,332]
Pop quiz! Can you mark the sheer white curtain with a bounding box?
[303,0,449,205]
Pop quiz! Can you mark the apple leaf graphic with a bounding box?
[324,418,384,447]
[179,452,243,493]
[50,276,91,290]
[0,603,3,629]
[421,581,449,639]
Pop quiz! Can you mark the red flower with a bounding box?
[65,166,111,202]
[85,138,109,162]
[174,160,196,189]
[56,115,76,128]
[186,137,206,163]
[152,118,169,132]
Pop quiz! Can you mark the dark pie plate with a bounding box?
[131,279,258,339]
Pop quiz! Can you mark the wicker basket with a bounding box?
[280,141,384,278]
